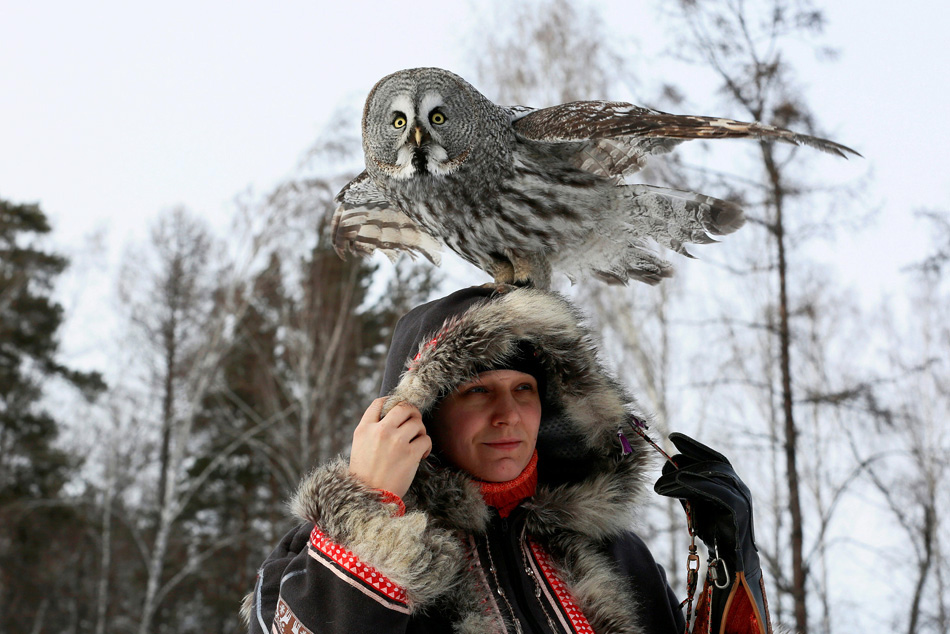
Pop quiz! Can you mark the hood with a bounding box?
[381,285,654,539]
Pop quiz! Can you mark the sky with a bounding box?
[1,0,948,370]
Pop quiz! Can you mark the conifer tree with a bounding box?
[0,198,104,631]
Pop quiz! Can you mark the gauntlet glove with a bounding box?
[654,433,772,634]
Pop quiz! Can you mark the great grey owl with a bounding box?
[332,67,857,288]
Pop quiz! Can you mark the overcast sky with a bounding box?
[2,0,948,370]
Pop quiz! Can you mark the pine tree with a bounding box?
[0,197,105,631]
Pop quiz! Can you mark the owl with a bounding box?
[331,67,857,288]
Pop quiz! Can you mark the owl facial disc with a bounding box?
[362,69,475,180]
[388,92,456,179]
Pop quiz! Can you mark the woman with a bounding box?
[245,286,771,633]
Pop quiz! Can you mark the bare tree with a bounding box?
[119,208,213,514]
[845,216,950,634]
[469,0,625,106]
[658,2,859,629]
[117,208,218,634]
[113,205,290,634]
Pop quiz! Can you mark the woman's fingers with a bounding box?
[349,399,430,498]
[412,432,433,461]
[360,397,387,425]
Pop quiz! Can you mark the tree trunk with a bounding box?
[29,598,50,634]
[157,314,177,508]
[763,142,808,633]
[907,503,935,634]
[95,458,115,634]
[139,405,190,634]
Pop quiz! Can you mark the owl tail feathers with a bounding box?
[555,183,746,285]
[619,184,746,257]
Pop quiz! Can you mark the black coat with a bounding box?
[246,287,685,633]
[249,507,684,634]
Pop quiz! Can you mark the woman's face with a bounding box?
[431,370,542,482]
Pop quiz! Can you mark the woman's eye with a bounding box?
[430,111,446,125]
[392,114,407,129]
[464,385,488,394]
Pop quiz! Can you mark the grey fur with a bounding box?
[290,458,464,607]
[291,288,657,632]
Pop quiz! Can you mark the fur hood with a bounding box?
[291,286,660,633]
[378,285,654,538]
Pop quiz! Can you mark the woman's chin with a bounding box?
[473,457,528,482]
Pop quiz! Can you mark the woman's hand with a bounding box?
[348,398,432,498]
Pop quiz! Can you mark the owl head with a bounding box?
[361,68,487,181]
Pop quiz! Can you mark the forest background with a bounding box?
[1,0,948,633]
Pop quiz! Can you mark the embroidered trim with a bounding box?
[467,534,507,632]
[308,526,410,613]
[528,540,595,634]
[273,597,314,634]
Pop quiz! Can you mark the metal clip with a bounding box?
[710,557,731,589]
[687,552,701,572]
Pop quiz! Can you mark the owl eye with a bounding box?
[392,114,407,129]
[430,110,446,125]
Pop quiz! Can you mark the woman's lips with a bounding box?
[484,440,522,450]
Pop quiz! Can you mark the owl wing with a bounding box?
[510,101,859,178]
[331,171,442,265]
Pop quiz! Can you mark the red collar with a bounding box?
[478,451,538,518]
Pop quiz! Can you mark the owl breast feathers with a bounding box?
[331,67,858,288]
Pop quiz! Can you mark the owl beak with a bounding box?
[412,125,431,148]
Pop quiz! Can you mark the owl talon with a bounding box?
[480,282,518,294]
[488,261,515,285]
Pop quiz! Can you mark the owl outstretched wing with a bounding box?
[331,171,442,264]
[510,101,860,179]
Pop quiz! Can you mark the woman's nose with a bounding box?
[491,392,522,426]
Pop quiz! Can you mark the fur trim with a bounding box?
[290,457,464,608]
[382,288,657,632]
[239,591,253,626]
[291,288,661,631]
[387,287,653,526]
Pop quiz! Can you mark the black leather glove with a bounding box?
[654,433,771,634]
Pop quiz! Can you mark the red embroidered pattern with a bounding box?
[309,526,408,606]
[528,540,595,634]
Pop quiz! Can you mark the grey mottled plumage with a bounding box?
[332,67,858,288]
